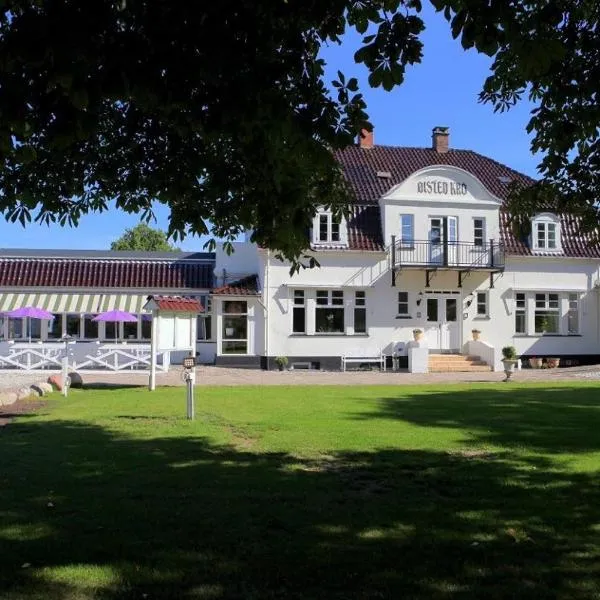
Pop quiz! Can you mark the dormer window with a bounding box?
[532,213,561,252]
[313,209,348,246]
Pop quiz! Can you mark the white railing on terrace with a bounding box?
[0,341,170,372]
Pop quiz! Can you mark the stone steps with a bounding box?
[428,353,491,373]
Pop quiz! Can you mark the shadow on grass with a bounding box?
[353,385,600,453]
[1,411,600,599]
[82,383,146,390]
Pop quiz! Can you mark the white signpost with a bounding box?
[143,296,201,391]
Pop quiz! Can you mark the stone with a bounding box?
[16,387,32,401]
[28,386,41,398]
[0,391,17,406]
[69,372,83,388]
[47,374,63,391]
[37,382,53,394]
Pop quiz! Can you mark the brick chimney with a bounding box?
[358,128,374,149]
[432,126,449,153]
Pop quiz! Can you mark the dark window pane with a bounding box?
[331,291,344,305]
[123,321,137,339]
[354,308,366,333]
[48,314,63,339]
[66,314,80,338]
[446,299,457,322]
[293,307,306,333]
[316,291,328,305]
[105,322,117,340]
[316,308,344,333]
[142,316,152,339]
[223,301,247,314]
[223,315,247,339]
[319,214,328,241]
[84,315,98,339]
[427,298,438,322]
[331,218,340,242]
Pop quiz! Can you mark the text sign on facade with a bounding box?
[417,180,468,195]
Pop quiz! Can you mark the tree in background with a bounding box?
[110,223,178,252]
[0,1,599,267]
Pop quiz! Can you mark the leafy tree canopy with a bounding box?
[110,223,178,252]
[1,0,599,265]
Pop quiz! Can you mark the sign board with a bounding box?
[183,356,196,369]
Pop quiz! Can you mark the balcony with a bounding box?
[390,238,505,287]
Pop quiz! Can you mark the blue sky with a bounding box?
[0,4,538,251]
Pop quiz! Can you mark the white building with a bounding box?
[1,127,599,371]
[211,127,600,371]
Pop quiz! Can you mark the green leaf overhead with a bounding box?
[1,1,600,263]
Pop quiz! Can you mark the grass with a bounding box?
[2,382,600,599]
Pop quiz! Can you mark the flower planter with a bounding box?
[502,358,517,381]
[529,358,543,369]
[547,357,560,369]
[413,329,424,342]
[471,330,481,341]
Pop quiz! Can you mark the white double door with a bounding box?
[423,294,460,351]
[429,217,458,265]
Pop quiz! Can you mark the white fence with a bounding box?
[0,341,170,372]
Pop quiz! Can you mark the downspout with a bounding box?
[264,249,270,369]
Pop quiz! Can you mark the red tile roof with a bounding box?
[500,212,600,259]
[335,144,600,259]
[146,295,204,312]
[335,145,533,204]
[212,275,260,296]
[0,257,213,289]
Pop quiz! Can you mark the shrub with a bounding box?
[274,356,289,370]
[502,346,517,360]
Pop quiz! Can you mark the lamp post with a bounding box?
[61,334,73,397]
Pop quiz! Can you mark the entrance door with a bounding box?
[424,295,460,351]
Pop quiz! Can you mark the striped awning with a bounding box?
[0,293,149,315]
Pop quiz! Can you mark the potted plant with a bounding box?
[471,329,481,341]
[412,328,424,342]
[547,357,560,368]
[501,345,518,381]
[274,356,289,371]
[529,356,543,369]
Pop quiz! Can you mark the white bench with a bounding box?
[341,348,386,372]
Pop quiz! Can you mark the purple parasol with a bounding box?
[4,306,55,342]
[92,310,138,323]
[93,310,138,342]
[5,306,55,320]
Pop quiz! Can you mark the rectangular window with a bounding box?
[536,222,558,250]
[123,321,137,340]
[354,291,366,334]
[48,314,63,339]
[317,213,341,243]
[292,290,306,334]
[8,318,23,339]
[397,291,409,316]
[534,293,559,334]
[315,290,344,334]
[66,314,81,338]
[476,292,488,317]
[83,314,98,339]
[222,300,248,354]
[105,322,117,341]
[142,315,152,340]
[197,295,212,341]
[568,293,579,334]
[29,319,42,340]
[515,293,526,334]
[400,214,414,246]
[319,214,328,242]
[473,218,485,247]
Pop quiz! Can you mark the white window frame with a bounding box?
[473,217,486,247]
[397,291,410,317]
[532,213,561,252]
[312,209,348,246]
[534,293,560,334]
[400,214,414,247]
[353,291,367,334]
[475,291,488,317]
[221,300,248,354]
[315,290,345,334]
[292,289,306,334]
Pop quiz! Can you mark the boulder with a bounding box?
[28,386,41,398]
[16,387,32,401]
[47,374,63,391]
[37,382,54,394]
[30,384,47,397]
[69,372,83,388]
[0,391,17,406]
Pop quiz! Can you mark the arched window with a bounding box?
[531,213,561,252]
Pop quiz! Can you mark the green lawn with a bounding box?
[2,382,600,599]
